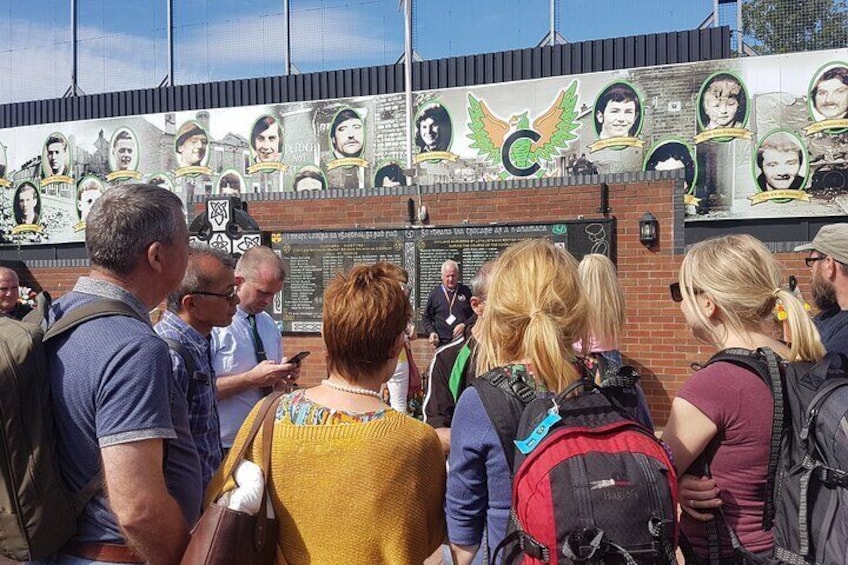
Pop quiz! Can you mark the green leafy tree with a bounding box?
[743,0,848,54]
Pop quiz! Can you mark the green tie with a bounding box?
[248,314,272,396]
[247,313,267,363]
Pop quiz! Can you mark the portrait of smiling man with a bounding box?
[175,122,209,168]
[111,130,137,172]
[811,66,848,122]
[594,84,641,139]
[251,116,282,163]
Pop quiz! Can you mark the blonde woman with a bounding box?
[576,253,654,429]
[663,234,824,563]
[446,239,589,565]
[215,263,446,564]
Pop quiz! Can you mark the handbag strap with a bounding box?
[215,391,285,498]
[253,392,280,551]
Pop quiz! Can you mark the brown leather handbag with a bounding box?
[181,392,283,565]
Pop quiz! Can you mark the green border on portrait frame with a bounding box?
[592,80,644,141]
[75,175,106,221]
[249,114,284,163]
[807,61,848,134]
[642,137,699,196]
[0,141,7,179]
[413,101,455,154]
[291,165,327,192]
[217,168,245,195]
[751,129,810,202]
[41,132,73,179]
[327,107,367,159]
[174,120,211,168]
[372,159,408,188]
[109,126,141,173]
[696,70,750,136]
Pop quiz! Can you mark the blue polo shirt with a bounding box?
[47,277,202,543]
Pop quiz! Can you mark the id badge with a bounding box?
[445,314,456,325]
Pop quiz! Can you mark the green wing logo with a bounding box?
[467,81,581,178]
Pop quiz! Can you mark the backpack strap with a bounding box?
[44,299,149,341]
[161,338,198,379]
[43,298,150,513]
[706,347,785,531]
[471,366,536,472]
[449,341,473,401]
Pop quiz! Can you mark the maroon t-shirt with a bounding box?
[677,361,774,558]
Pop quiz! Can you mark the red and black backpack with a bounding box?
[472,362,678,564]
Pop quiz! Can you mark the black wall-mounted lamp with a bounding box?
[406,198,416,223]
[639,212,659,248]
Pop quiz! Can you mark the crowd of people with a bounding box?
[3,181,847,564]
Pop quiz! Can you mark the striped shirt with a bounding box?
[155,310,223,493]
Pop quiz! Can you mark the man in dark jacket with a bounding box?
[423,259,473,348]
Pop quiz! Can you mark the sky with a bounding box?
[0,0,719,105]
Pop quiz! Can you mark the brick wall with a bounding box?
[18,177,816,426]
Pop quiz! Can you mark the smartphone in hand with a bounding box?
[287,351,310,365]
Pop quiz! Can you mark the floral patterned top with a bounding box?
[276,389,389,426]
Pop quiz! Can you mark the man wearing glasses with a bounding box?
[155,244,239,492]
[795,223,848,356]
[211,245,300,452]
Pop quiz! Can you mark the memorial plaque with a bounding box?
[270,219,615,332]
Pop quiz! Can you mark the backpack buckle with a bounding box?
[519,532,550,562]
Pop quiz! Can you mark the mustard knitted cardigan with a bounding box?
[208,403,447,565]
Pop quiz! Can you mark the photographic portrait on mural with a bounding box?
[293,165,327,192]
[174,120,210,170]
[696,72,750,140]
[374,162,408,188]
[108,127,140,179]
[217,169,245,196]
[41,132,72,180]
[808,62,848,132]
[76,176,105,224]
[249,115,286,173]
[753,130,809,197]
[415,103,453,154]
[328,108,366,161]
[13,182,41,226]
[146,172,175,192]
[644,139,697,192]
[593,82,642,140]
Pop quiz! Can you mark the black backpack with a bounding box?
[473,363,678,564]
[0,294,147,560]
[703,348,848,565]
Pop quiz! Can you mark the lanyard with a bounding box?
[442,285,458,314]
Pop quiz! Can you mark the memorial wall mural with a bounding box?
[1,47,847,245]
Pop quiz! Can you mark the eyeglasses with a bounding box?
[191,286,238,302]
[669,282,703,303]
[805,254,827,268]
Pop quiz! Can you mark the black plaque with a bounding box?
[270,219,615,332]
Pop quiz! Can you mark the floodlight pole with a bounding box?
[284,0,291,75]
[404,0,413,171]
[70,0,78,96]
[167,0,174,85]
[550,0,556,46]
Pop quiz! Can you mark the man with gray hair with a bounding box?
[0,266,31,320]
[155,244,239,493]
[423,259,473,348]
[211,245,300,451]
[424,261,492,455]
[40,183,198,564]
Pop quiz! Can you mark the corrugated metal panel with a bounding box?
[0,27,730,128]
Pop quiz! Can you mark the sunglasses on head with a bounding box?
[669,282,703,302]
